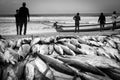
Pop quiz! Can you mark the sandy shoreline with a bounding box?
[0,17,120,39]
[2,29,120,40]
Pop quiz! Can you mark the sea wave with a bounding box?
[0,16,119,25]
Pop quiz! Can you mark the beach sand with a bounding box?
[0,17,120,40]
[2,29,120,40]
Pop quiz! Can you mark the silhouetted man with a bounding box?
[19,2,30,35]
[73,13,81,32]
[53,22,58,29]
[98,13,106,32]
[15,9,20,35]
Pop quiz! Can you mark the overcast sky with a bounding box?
[0,0,120,15]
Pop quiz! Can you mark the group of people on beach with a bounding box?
[98,11,118,32]
[15,2,30,35]
[73,11,118,32]
[15,2,118,35]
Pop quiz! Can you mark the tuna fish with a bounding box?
[99,68,120,80]
[1,60,26,80]
[78,44,97,55]
[49,51,59,58]
[5,66,18,80]
[63,42,82,54]
[30,37,41,46]
[34,57,54,80]
[103,46,120,61]
[3,49,17,64]
[16,39,22,48]
[7,40,16,49]
[48,44,54,55]
[65,61,112,80]
[96,47,111,58]
[56,35,77,41]
[39,44,49,55]
[83,72,112,80]
[56,56,107,76]
[96,36,107,42]
[18,44,31,59]
[36,53,78,76]
[25,62,35,80]
[88,40,101,47]
[42,37,55,44]
[6,48,19,61]
[54,44,64,55]
[34,67,51,80]
[63,55,120,69]
[70,38,81,48]
[59,44,76,56]
[110,36,120,44]
[0,39,8,53]
[105,38,117,48]
[31,44,41,54]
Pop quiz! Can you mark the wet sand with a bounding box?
[2,29,120,40]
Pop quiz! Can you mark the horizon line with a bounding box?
[0,13,120,17]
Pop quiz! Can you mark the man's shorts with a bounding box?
[75,22,79,27]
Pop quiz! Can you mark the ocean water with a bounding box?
[0,15,120,35]
[0,16,114,24]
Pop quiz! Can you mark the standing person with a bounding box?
[73,13,81,32]
[98,13,106,32]
[19,2,30,35]
[15,9,20,35]
[53,22,58,29]
[111,11,118,31]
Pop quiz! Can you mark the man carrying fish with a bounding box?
[73,13,81,32]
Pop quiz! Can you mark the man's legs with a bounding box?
[102,24,105,31]
[75,23,77,32]
[100,24,102,32]
[75,26,77,32]
[18,26,20,35]
[77,24,79,32]
[114,22,116,30]
[20,23,23,35]
[23,22,27,35]
[16,23,19,35]
[112,22,116,31]
[75,23,79,32]
[112,23,114,31]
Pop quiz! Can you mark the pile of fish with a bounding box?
[0,34,120,80]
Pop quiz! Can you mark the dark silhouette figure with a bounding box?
[19,2,30,35]
[53,22,58,29]
[98,13,106,32]
[73,13,81,32]
[111,11,118,31]
[15,9,20,35]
